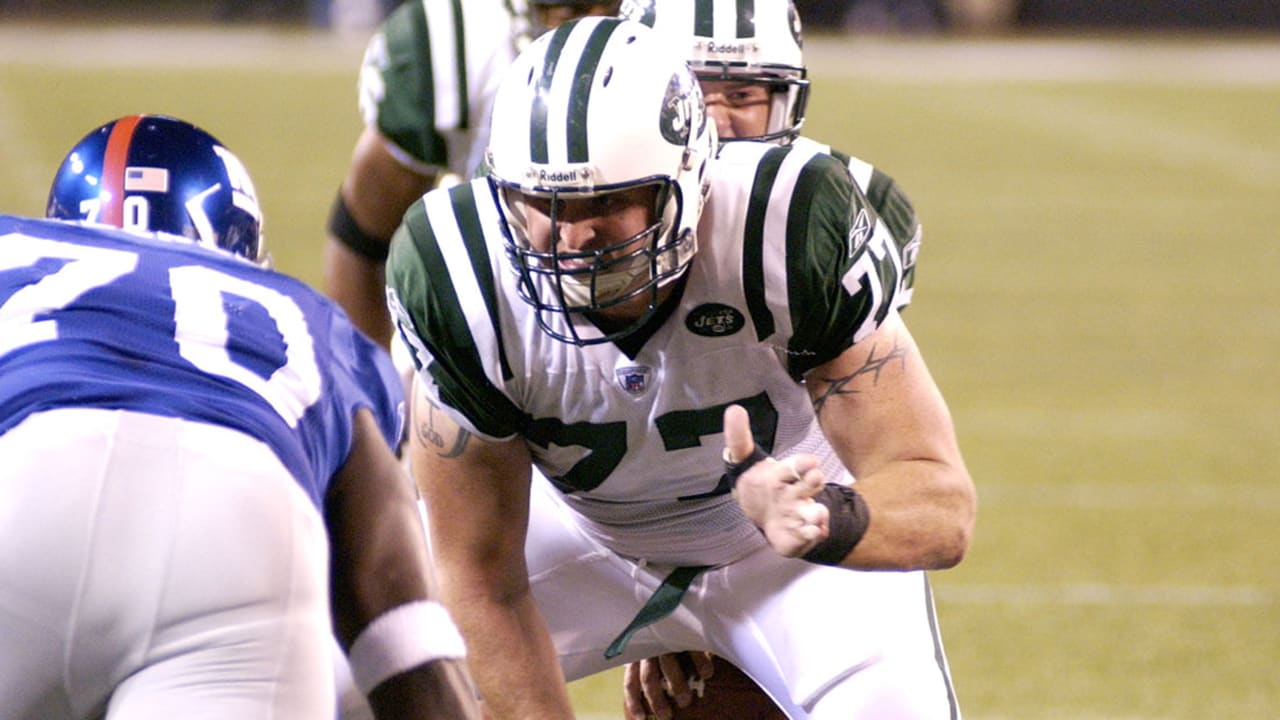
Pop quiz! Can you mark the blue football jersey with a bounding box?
[0,214,404,509]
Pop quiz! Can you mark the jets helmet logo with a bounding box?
[658,69,703,147]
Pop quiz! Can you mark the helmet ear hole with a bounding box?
[47,114,266,265]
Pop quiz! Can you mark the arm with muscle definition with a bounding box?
[407,375,576,720]
[327,408,482,720]
[325,127,438,349]
[732,312,975,570]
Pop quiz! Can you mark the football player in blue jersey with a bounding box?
[386,19,975,720]
[323,0,621,348]
[0,115,479,720]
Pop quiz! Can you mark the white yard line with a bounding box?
[969,480,1280,510]
[0,23,367,70]
[937,583,1272,606]
[3,24,1279,84]
[805,35,1280,85]
[951,83,1280,189]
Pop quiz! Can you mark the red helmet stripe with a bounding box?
[100,114,144,227]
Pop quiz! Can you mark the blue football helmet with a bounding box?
[46,114,266,264]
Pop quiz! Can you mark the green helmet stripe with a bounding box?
[694,0,714,38]
[530,19,623,164]
[736,0,756,38]
[694,0,756,38]
[632,0,657,27]
[530,24,573,163]
[565,19,620,163]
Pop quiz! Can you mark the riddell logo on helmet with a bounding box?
[696,40,760,58]
[530,166,592,185]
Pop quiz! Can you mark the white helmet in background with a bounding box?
[506,0,624,50]
[621,0,810,144]
[487,17,715,345]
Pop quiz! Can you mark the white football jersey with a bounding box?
[388,140,905,564]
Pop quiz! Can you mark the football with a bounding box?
[672,655,789,720]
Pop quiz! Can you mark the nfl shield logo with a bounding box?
[616,365,651,396]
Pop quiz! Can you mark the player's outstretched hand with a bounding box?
[723,404,829,557]
[622,651,715,720]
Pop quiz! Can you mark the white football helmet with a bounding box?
[487,17,715,345]
[621,0,810,144]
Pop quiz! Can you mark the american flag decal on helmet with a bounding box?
[124,167,170,193]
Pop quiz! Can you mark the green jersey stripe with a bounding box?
[449,0,469,129]
[786,151,845,372]
[446,182,513,382]
[631,0,656,26]
[741,145,789,342]
[398,1,445,160]
[421,189,509,390]
[784,152,830,322]
[396,195,523,437]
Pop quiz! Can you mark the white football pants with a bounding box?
[524,477,962,719]
[0,408,333,720]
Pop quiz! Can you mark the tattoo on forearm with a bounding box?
[415,400,471,458]
[812,337,906,415]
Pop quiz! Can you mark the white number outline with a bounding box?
[0,234,137,358]
[170,265,320,427]
[841,223,903,342]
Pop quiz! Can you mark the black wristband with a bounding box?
[802,484,870,566]
[722,446,771,489]
[327,188,391,262]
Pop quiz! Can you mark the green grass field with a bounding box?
[3,23,1278,719]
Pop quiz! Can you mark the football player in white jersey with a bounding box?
[323,0,620,348]
[623,0,921,311]
[0,115,478,720]
[386,18,975,720]
[618,0,927,715]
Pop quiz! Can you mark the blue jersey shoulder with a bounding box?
[0,215,403,508]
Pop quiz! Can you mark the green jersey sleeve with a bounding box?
[385,186,527,440]
[358,0,516,177]
[780,152,905,379]
[831,147,921,310]
[360,2,447,169]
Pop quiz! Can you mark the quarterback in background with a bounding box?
[323,0,620,348]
